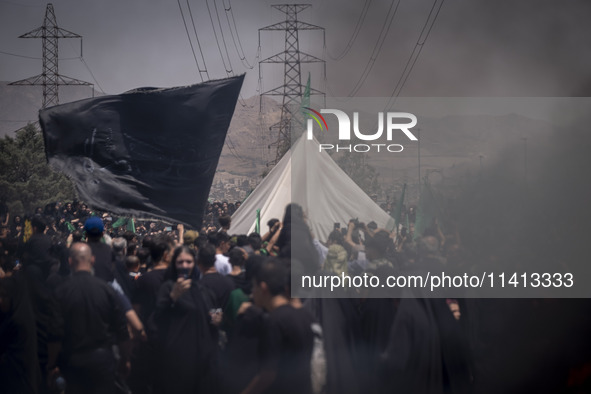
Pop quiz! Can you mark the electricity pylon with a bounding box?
[10,3,92,109]
[259,4,325,165]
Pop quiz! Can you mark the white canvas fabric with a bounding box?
[231,135,395,242]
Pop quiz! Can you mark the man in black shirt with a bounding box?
[242,258,314,394]
[132,235,173,329]
[20,215,52,279]
[128,235,173,394]
[228,247,250,293]
[53,242,130,394]
[198,243,235,310]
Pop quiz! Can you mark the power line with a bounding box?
[0,49,78,60]
[345,0,401,97]
[0,50,39,59]
[78,56,104,94]
[212,0,255,107]
[174,1,245,159]
[9,37,104,96]
[185,0,210,80]
[213,0,237,75]
[212,0,250,155]
[225,135,246,162]
[205,0,233,75]
[177,0,206,82]
[384,0,445,110]
[63,39,104,94]
[326,0,372,61]
[223,132,245,162]
[203,0,259,108]
[222,0,256,69]
[212,0,253,114]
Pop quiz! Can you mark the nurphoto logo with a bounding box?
[304,108,418,153]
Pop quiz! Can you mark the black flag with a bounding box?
[39,75,244,228]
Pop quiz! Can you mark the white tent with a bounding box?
[230,135,395,242]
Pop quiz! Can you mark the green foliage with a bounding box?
[335,152,382,197]
[0,124,76,215]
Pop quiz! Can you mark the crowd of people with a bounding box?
[0,200,243,242]
[1,199,590,394]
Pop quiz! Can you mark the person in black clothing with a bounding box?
[19,215,63,394]
[379,236,472,394]
[132,235,173,328]
[276,203,319,276]
[380,295,472,394]
[247,232,263,256]
[10,214,23,237]
[53,242,130,394]
[219,255,267,394]
[0,275,41,394]
[228,247,249,293]
[128,234,173,394]
[111,237,135,302]
[242,257,315,394]
[152,245,217,393]
[198,242,238,385]
[20,215,52,279]
[198,243,235,311]
[218,215,232,233]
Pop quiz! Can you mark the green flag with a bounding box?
[112,217,127,228]
[127,218,135,233]
[255,209,261,234]
[301,72,311,111]
[296,73,312,129]
[66,221,75,233]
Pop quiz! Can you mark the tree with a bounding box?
[0,123,76,214]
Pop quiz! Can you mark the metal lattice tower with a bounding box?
[9,3,92,109]
[259,4,325,165]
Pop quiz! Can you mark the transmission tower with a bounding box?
[9,3,92,109]
[259,4,325,165]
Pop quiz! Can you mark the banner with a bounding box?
[39,75,244,228]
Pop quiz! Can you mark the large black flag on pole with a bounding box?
[39,75,245,228]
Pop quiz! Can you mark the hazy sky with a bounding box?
[1,0,591,101]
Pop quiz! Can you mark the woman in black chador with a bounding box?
[153,245,217,393]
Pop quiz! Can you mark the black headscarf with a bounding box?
[277,203,319,276]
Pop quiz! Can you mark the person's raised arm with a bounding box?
[177,223,184,245]
[263,222,282,254]
[344,220,358,249]
[261,221,281,242]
